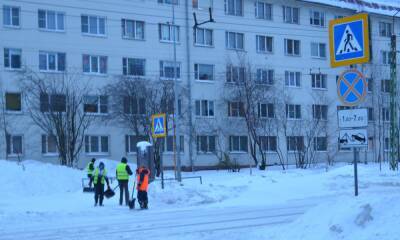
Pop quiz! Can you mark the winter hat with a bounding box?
[99,162,105,170]
[121,157,128,163]
[91,158,96,163]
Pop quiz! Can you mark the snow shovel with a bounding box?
[104,185,119,199]
[82,178,94,193]
[128,178,136,209]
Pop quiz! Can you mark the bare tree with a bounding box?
[20,70,93,167]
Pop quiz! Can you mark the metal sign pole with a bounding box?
[161,147,164,190]
[353,147,359,196]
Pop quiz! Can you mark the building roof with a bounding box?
[301,0,400,17]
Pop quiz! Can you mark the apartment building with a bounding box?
[0,0,398,169]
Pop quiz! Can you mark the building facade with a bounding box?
[0,0,398,169]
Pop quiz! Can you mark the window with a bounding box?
[160,61,181,80]
[38,10,65,31]
[3,5,20,27]
[6,135,23,156]
[381,51,390,64]
[159,23,180,42]
[283,6,299,24]
[81,15,106,36]
[287,136,304,152]
[285,71,301,87]
[4,48,21,69]
[259,136,277,152]
[256,35,273,53]
[309,10,325,27]
[258,103,274,118]
[158,0,179,5]
[312,104,327,120]
[384,137,390,151]
[194,28,213,46]
[368,137,374,151]
[286,104,301,119]
[382,107,390,122]
[229,136,248,152]
[40,94,66,112]
[228,101,245,117]
[5,92,21,112]
[194,63,214,81]
[334,15,344,19]
[368,107,374,121]
[381,79,390,93]
[256,69,274,85]
[193,0,212,9]
[311,42,326,58]
[42,135,58,154]
[225,31,244,50]
[311,73,327,89]
[226,65,245,83]
[379,22,392,37]
[162,98,182,115]
[121,19,144,40]
[123,58,145,76]
[195,100,214,117]
[284,39,300,56]
[162,136,184,152]
[367,78,373,92]
[225,0,243,16]
[83,55,107,74]
[197,135,216,153]
[124,97,146,114]
[39,51,66,72]
[85,135,109,154]
[84,95,108,114]
[313,137,327,151]
[255,1,272,20]
[125,135,147,154]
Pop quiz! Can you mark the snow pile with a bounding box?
[272,194,400,240]
[0,160,83,197]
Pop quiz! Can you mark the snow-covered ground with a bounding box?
[0,160,399,240]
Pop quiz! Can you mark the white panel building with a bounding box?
[0,0,398,169]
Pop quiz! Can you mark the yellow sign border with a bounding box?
[329,13,370,68]
[337,69,367,107]
[151,113,167,138]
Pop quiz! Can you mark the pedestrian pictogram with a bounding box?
[151,113,166,138]
[329,13,370,67]
[337,26,362,54]
[337,69,367,106]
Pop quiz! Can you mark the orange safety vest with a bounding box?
[136,167,150,192]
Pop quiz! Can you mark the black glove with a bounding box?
[138,183,141,188]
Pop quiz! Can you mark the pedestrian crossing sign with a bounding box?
[329,13,370,68]
[152,113,167,138]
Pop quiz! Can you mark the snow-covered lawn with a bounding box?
[0,160,399,240]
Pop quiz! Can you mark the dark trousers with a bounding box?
[88,174,93,187]
[137,190,148,209]
[118,180,129,205]
[94,183,104,206]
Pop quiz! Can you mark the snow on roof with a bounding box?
[302,0,400,17]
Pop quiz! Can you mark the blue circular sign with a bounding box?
[337,69,367,106]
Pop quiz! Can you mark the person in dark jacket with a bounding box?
[136,166,150,209]
[87,158,96,188]
[116,157,133,206]
[93,162,110,207]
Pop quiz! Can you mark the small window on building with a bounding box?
[83,55,107,74]
[3,5,20,27]
[381,79,391,93]
[81,15,106,36]
[123,97,146,115]
[6,134,23,156]
[193,0,212,9]
[312,104,327,120]
[229,136,248,152]
[287,136,304,152]
[225,0,243,16]
[285,71,301,87]
[194,63,214,81]
[256,69,274,85]
[4,48,22,69]
[225,31,244,50]
[162,136,184,152]
[309,10,325,27]
[259,136,277,152]
[379,22,392,37]
[256,35,273,53]
[159,23,180,43]
[194,27,213,46]
[39,51,66,72]
[84,95,108,114]
[228,101,245,117]
[121,19,144,40]
[5,92,21,112]
[286,104,301,119]
[226,65,245,83]
[283,6,299,24]
[40,94,66,112]
[123,58,145,76]
[258,103,274,118]
[38,10,65,31]
[85,135,109,154]
[311,42,326,58]
[313,137,327,151]
[255,1,272,20]
[311,73,327,89]
[197,135,216,153]
[42,135,58,154]
[195,100,214,117]
[160,61,181,80]
[284,39,300,56]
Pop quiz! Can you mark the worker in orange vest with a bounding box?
[136,166,150,209]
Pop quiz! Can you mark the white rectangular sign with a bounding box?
[339,128,368,148]
[338,108,368,128]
